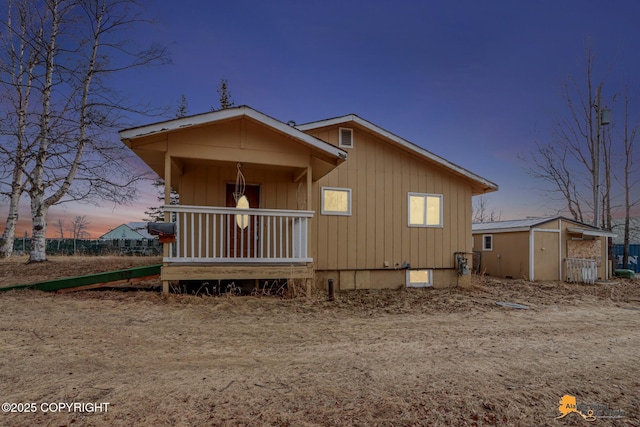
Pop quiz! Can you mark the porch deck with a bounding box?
[159,205,315,294]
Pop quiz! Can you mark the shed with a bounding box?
[472,217,616,283]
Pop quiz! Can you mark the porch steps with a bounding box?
[0,264,162,293]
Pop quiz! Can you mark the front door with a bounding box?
[226,184,260,258]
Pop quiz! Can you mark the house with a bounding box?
[99,222,160,255]
[100,222,155,240]
[472,217,616,283]
[119,106,497,294]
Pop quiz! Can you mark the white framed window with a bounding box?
[321,187,352,216]
[482,234,493,251]
[339,127,353,148]
[408,193,443,227]
[406,269,433,288]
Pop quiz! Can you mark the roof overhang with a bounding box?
[472,226,531,234]
[298,114,498,195]
[119,106,347,180]
[566,227,617,238]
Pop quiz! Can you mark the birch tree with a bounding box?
[0,0,167,261]
[0,0,39,257]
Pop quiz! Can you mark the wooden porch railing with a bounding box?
[565,258,597,284]
[162,205,313,263]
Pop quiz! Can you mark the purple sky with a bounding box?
[4,0,640,238]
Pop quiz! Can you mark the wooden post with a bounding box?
[162,150,171,295]
[306,166,312,211]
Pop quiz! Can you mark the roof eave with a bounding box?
[298,115,498,192]
[566,227,617,238]
[119,106,347,162]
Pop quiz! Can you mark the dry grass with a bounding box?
[0,255,162,289]
[0,257,639,426]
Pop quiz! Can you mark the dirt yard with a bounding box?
[0,256,639,426]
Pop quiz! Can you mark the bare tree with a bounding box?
[617,87,640,268]
[67,214,89,254]
[57,218,65,239]
[472,195,501,223]
[526,44,613,226]
[0,0,168,262]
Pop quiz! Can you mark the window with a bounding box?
[321,187,352,215]
[408,193,442,227]
[482,234,493,251]
[339,127,353,148]
[406,269,433,288]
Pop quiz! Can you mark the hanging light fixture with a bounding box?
[233,163,249,229]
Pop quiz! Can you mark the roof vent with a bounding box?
[339,127,353,148]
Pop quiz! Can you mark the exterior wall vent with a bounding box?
[339,127,353,148]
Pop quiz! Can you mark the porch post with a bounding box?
[162,151,171,294]
[306,166,313,296]
[306,166,312,211]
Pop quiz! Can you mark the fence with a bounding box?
[565,258,597,284]
[4,238,161,256]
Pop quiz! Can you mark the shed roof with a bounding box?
[473,216,616,237]
[297,114,498,195]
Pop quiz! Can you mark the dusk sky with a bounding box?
[3,0,640,238]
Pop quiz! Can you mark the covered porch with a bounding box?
[119,107,347,294]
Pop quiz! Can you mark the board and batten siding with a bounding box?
[166,120,311,210]
[306,125,472,272]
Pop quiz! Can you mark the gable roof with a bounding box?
[99,222,155,240]
[126,222,155,239]
[472,216,616,237]
[119,105,347,163]
[297,114,498,195]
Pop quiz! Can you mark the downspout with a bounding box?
[529,228,535,281]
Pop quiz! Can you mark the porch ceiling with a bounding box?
[146,157,336,184]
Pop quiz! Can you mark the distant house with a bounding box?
[119,106,497,293]
[99,222,159,255]
[472,217,616,283]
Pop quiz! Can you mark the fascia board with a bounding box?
[119,107,347,162]
[299,115,497,191]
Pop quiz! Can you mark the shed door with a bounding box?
[533,231,560,280]
[226,184,260,258]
